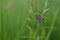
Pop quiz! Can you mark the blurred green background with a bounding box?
[0,0,60,40]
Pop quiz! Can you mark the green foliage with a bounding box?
[0,0,60,40]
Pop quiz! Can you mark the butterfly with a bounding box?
[36,13,43,23]
[35,13,49,30]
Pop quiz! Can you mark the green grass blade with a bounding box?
[46,7,59,40]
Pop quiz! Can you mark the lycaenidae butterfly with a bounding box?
[36,13,43,23]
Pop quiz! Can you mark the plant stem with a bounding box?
[29,0,34,40]
[1,0,4,40]
[45,7,59,40]
[40,29,45,40]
